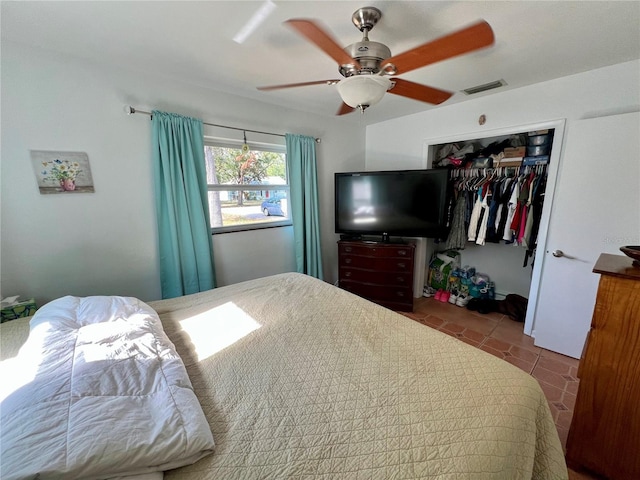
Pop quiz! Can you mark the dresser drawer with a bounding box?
[339,243,413,259]
[339,268,412,286]
[339,255,413,272]
[340,280,412,302]
[376,298,414,311]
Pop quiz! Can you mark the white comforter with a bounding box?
[0,296,214,480]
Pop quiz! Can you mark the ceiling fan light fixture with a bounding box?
[337,75,391,109]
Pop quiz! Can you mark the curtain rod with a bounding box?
[124,105,321,143]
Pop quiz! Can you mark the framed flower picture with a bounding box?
[31,150,95,194]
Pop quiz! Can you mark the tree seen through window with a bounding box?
[204,143,289,232]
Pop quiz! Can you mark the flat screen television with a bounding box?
[335,169,450,241]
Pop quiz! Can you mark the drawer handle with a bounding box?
[398,250,407,256]
[345,258,352,264]
[345,271,352,277]
[396,276,404,283]
[396,291,405,297]
[345,247,352,252]
[397,263,406,269]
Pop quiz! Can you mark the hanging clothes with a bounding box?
[476,185,492,246]
[520,173,536,248]
[445,190,468,250]
[503,178,520,243]
[494,177,515,243]
[485,178,503,243]
[523,171,547,266]
[467,186,484,242]
[445,164,548,263]
[515,172,535,245]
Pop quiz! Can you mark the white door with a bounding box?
[531,112,640,358]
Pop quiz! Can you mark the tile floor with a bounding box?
[400,296,599,480]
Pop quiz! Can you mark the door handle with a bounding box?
[551,249,576,259]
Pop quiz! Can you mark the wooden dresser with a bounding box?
[566,253,640,479]
[338,240,415,312]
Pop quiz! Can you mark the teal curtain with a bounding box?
[285,133,324,280]
[152,111,216,298]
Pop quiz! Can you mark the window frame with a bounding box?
[204,137,291,234]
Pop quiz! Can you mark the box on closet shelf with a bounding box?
[503,146,526,158]
[527,132,552,151]
[523,155,550,166]
[526,144,550,156]
[498,159,523,168]
[527,129,549,137]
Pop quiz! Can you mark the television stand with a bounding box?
[337,240,415,312]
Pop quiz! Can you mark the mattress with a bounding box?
[149,272,567,479]
[0,272,567,479]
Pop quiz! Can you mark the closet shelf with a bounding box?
[433,129,553,170]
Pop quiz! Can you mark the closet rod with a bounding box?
[124,105,321,143]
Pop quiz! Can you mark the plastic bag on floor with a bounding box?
[428,250,461,291]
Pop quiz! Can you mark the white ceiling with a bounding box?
[2,1,639,125]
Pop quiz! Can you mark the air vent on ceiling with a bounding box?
[462,79,506,95]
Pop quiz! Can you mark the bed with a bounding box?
[0,272,567,479]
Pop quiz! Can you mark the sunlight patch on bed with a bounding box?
[0,347,39,402]
[179,302,261,361]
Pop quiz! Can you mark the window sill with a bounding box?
[212,221,292,235]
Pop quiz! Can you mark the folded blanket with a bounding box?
[0,296,214,480]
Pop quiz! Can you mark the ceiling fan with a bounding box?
[257,6,495,115]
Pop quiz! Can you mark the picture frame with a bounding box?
[31,150,95,194]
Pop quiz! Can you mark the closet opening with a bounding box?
[423,119,565,337]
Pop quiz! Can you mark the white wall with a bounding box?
[4,40,636,308]
[366,60,640,297]
[1,41,365,306]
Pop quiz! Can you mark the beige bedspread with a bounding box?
[147,272,567,479]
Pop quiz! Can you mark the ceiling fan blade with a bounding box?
[383,20,494,75]
[286,19,361,69]
[337,102,355,115]
[388,78,453,105]
[257,79,340,91]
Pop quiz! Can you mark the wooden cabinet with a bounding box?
[338,240,415,312]
[566,253,640,479]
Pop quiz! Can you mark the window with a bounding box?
[204,139,290,233]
